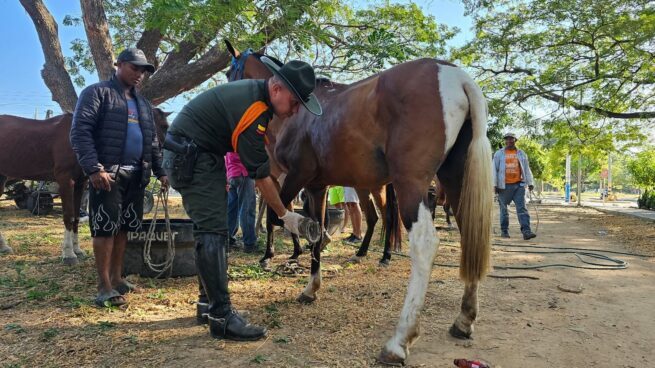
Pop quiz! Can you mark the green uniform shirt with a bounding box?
[168,79,274,179]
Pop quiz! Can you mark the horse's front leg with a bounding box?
[72,178,87,257]
[297,186,327,304]
[259,212,276,271]
[56,176,78,265]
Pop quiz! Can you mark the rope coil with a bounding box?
[143,189,175,278]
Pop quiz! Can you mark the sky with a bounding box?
[0,0,473,119]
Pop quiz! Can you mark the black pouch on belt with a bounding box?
[163,134,199,184]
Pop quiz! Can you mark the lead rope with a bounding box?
[143,188,175,278]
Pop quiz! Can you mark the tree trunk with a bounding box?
[20,0,78,113]
[80,0,115,82]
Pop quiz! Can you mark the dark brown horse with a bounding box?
[227,44,493,365]
[0,109,170,262]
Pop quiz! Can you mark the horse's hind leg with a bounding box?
[56,175,78,265]
[379,180,437,366]
[437,119,483,340]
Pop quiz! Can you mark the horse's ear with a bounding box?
[225,40,240,58]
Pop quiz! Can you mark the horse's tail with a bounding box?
[458,78,493,283]
[383,183,402,251]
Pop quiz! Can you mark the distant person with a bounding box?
[225,152,258,253]
[342,187,362,243]
[492,133,536,240]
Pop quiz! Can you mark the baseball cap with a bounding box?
[116,48,155,73]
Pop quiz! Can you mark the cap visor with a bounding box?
[128,61,155,73]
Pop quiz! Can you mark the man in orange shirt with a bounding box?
[492,133,536,240]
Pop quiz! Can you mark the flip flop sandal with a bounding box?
[115,280,140,295]
[94,289,127,308]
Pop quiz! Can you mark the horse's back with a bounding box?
[0,114,75,180]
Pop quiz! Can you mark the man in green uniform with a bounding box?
[162,57,321,341]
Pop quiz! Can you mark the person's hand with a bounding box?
[90,171,114,191]
[528,185,534,192]
[158,175,169,192]
[494,186,500,194]
[280,210,304,235]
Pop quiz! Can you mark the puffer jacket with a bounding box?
[70,74,164,179]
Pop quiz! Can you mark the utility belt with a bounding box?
[163,134,202,184]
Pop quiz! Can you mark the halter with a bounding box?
[227,48,254,82]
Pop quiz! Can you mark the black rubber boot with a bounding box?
[196,277,209,325]
[196,233,267,341]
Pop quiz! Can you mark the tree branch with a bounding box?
[533,88,655,119]
[80,0,115,81]
[20,0,78,113]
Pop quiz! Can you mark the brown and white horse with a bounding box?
[227,43,493,365]
[0,110,170,263]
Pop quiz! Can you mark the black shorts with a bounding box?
[89,168,144,237]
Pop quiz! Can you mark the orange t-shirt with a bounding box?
[504,149,522,184]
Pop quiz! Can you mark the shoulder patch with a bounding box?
[256,124,267,135]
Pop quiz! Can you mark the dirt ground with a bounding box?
[1,198,654,368]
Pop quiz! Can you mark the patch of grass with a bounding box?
[26,280,60,301]
[4,323,26,334]
[63,295,90,308]
[147,289,167,300]
[123,334,138,345]
[265,302,282,329]
[40,327,59,341]
[251,355,267,364]
[98,321,116,331]
[229,264,272,280]
[273,336,291,344]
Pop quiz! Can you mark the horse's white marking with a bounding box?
[61,229,76,259]
[438,65,470,155]
[72,230,84,255]
[384,203,439,359]
[302,271,322,298]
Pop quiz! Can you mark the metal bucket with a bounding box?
[124,219,196,278]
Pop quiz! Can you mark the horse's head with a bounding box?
[224,40,281,82]
[152,108,172,147]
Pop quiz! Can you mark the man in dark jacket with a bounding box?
[163,56,321,341]
[71,48,169,307]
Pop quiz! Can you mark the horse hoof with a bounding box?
[378,259,390,267]
[296,293,316,304]
[0,246,14,255]
[62,257,78,266]
[74,250,87,259]
[449,323,472,339]
[347,255,362,264]
[260,259,272,272]
[377,348,406,366]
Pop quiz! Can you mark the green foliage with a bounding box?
[63,0,455,94]
[457,0,654,124]
[628,149,655,189]
[514,138,546,179]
